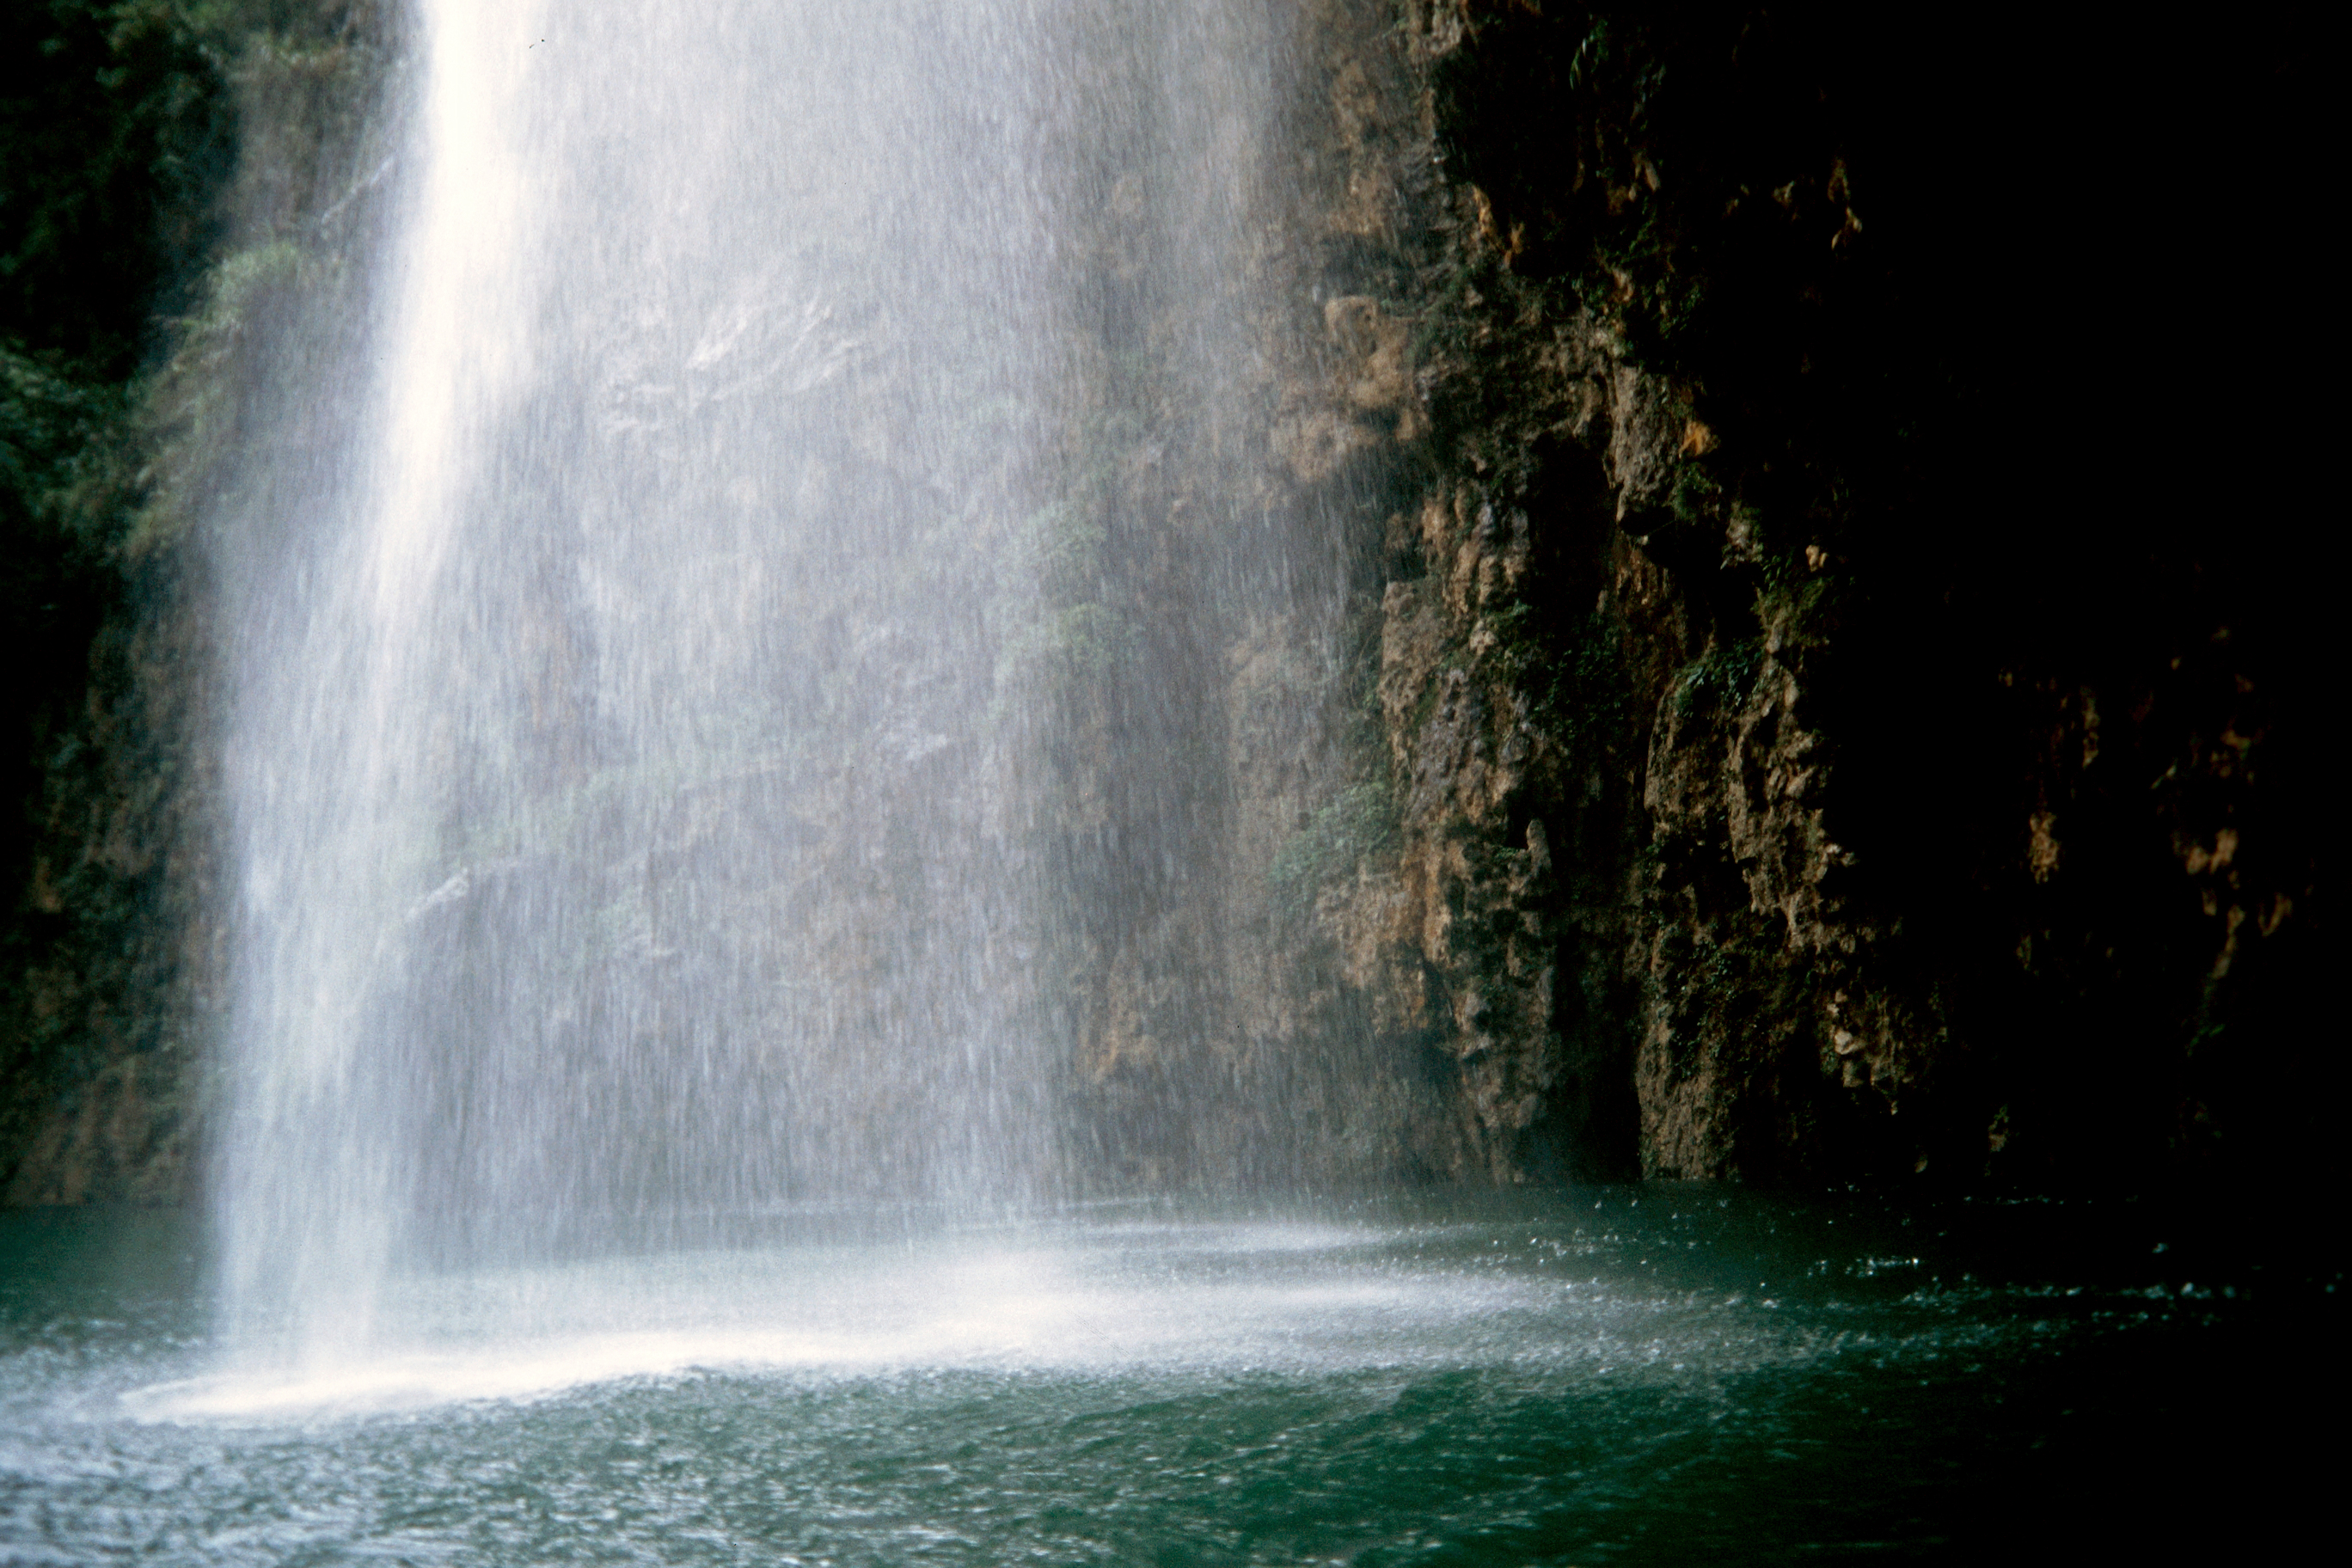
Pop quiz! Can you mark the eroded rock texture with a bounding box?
[2,1,387,1204]
[3,0,2327,1202]
[1257,0,2330,1187]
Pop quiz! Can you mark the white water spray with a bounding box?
[212,0,1304,1364]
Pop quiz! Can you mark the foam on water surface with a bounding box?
[131,1218,1745,1423]
[3,1200,2306,1563]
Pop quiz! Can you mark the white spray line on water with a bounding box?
[116,1234,1692,1424]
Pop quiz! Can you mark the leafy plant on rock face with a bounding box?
[1007,498,1108,603]
[1491,601,1627,756]
[1669,459,1723,525]
[1268,777,1400,921]
[987,603,1142,732]
[126,236,311,555]
[1673,634,1763,717]
[1757,572,1842,652]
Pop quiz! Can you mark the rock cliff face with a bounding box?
[1226,0,2330,1187]
[3,0,389,1203]
[3,0,2327,1202]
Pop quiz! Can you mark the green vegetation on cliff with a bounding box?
[1,0,2328,1203]
[1402,0,2331,1186]
[1,0,379,1200]
[2,0,227,1195]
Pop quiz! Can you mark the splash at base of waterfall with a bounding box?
[5,1191,2318,1565]
[130,1216,1643,1423]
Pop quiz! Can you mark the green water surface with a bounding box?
[0,1191,2330,1564]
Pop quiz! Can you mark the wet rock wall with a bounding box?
[2,1,391,1203]
[1243,0,2331,1187]
[3,0,2328,1202]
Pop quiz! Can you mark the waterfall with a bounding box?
[211,0,1310,1362]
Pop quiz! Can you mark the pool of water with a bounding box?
[1,1190,2331,1563]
